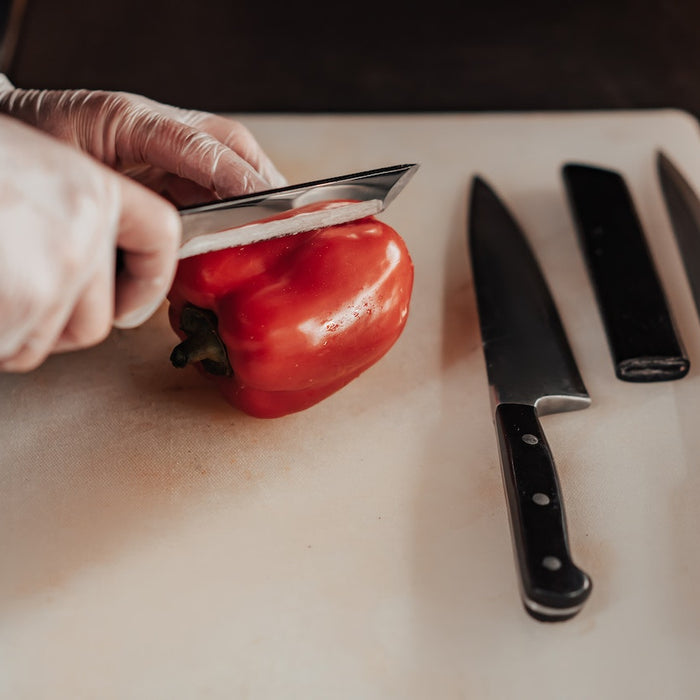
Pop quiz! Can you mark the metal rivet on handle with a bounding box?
[522,434,539,445]
[532,492,551,506]
[542,556,562,571]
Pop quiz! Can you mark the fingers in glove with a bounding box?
[120,164,220,207]
[129,113,272,198]
[113,174,180,329]
[0,89,286,200]
[53,249,116,353]
[0,241,115,371]
[178,111,287,190]
[0,289,78,372]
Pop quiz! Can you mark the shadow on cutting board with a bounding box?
[0,308,290,609]
[0,300,421,612]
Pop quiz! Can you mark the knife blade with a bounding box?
[468,176,593,622]
[563,163,689,382]
[177,163,419,258]
[657,151,700,320]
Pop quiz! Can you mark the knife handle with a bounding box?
[495,403,592,622]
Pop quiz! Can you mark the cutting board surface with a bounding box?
[2,111,700,699]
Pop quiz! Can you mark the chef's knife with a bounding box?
[468,176,593,622]
[657,151,700,320]
[177,163,419,258]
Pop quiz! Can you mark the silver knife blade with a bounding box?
[468,176,592,622]
[178,163,419,258]
[657,151,700,318]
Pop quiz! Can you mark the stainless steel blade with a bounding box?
[178,163,419,258]
[657,151,700,318]
[468,177,590,415]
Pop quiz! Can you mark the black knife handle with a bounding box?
[563,163,689,382]
[495,403,592,622]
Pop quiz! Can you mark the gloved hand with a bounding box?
[0,78,287,371]
[0,114,180,372]
[0,80,287,206]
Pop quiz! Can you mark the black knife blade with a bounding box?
[468,176,593,622]
[563,163,689,382]
[657,151,700,322]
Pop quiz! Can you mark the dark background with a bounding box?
[4,0,700,116]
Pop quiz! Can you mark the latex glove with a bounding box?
[0,114,180,372]
[0,81,286,207]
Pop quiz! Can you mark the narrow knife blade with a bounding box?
[178,163,419,258]
[468,176,592,622]
[657,151,700,319]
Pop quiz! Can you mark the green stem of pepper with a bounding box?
[170,304,233,377]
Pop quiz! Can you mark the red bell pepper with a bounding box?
[167,202,414,418]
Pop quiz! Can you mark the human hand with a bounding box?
[0,83,286,206]
[0,115,180,371]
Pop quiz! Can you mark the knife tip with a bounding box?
[469,174,493,198]
[468,176,496,214]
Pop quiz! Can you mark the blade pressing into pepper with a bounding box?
[167,201,415,418]
[177,163,419,257]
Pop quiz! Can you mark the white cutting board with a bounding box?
[2,111,700,699]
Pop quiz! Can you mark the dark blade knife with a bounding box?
[468,176,593,622]
[563,163,689,382]
[657,151,700,319]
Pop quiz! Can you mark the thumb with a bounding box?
[113,174,181,329]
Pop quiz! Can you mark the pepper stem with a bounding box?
[170,304,232,377]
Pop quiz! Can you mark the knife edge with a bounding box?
[178,199,382,258]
